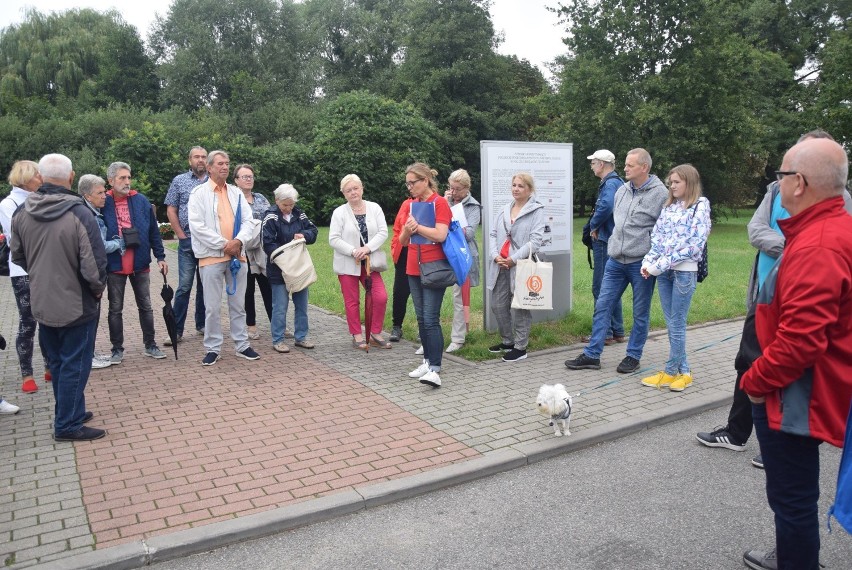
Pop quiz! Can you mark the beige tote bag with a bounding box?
[270,238,318,293]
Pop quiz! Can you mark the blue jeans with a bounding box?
[39,318,97,435]
[271,283,309,344]
[173,238,205,337]
[584,259,656,360]
[752,403,822,570]
[592,239,624,338]
[408,276,447,371]
[656,269,696,374]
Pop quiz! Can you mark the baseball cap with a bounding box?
[587,150,616,163]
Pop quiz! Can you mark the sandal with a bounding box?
[370,334,393,349]
[352,336,368,350]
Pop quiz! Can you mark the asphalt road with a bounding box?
[150,408,852,570]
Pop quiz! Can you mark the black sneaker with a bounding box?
[502,348,527,362]
[54,426,107,442]
[389,326,403,342]
[82,411,94,424]
[237,347,260,360]
[202,352,220,366]
[488,342,514,353]
[616,356,640,373]
[752,454,764,469]
[695,426,746,451]
[564,353,601,370]
[743,549,776,570]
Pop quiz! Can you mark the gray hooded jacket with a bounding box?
[607,175,668,264]
[486,199,546,292]
[11,184,107,328]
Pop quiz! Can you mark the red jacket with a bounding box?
[391,198,414,264]
[742,196,852,447]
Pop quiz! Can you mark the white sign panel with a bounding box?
[481,141,573,254]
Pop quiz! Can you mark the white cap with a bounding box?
[587,150,616,163]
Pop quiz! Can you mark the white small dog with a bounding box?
[536,383,573,437]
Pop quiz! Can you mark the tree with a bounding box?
[309,90,447,223]
[0,8,158,114]
[149,0,315,111]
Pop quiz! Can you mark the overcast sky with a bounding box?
[1,0,568,78]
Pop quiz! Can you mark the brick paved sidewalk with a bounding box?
[0,246,742,569]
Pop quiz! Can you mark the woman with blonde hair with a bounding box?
[443,168,480,352]
[329,174,391,349]
[486,172,546,362]
[1,160,50,395]
[640,164,711,392]
[397,162,451,387]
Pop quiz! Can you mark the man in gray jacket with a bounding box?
[11,154,108,441]
[566,148,667,373]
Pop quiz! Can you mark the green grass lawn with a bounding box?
[167,209,754,361]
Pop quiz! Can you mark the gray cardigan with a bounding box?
[486,198,545,293]
[607,175,668,264]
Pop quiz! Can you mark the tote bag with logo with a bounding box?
[511,251,553,311]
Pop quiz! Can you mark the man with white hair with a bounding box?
[741,138,852,570]
[102,162,168,363]
[11,154,108,441]
[188,150,258,365]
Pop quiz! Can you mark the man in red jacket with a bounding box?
[741,137,852,570]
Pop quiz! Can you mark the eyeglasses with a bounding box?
[404,178,424,189]
[775,171,808,186]
[237,175,254,181]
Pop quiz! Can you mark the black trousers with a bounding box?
[391,246,410,328]
[727,305,762,443]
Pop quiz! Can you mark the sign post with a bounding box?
[480,141,573,331]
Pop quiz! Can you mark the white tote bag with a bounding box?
[511,251,553,311]
[270,238,318,293]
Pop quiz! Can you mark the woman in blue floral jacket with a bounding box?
[639,164,711,392]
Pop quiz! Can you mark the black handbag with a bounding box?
[122,227,141,249]
[0,234,10,277]
[417,246,455,289]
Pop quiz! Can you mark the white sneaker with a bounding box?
[0,400,20,414]
[445,342,463,353]
[419,371,442,387]
[408,360,430,378]
[415,345,424,355]
[91,355,112,369]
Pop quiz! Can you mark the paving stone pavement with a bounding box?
[0,246,743,569]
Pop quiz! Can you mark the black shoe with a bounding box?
[82,411,94,424]
[695,426,746,451]
[489,342,514,353]
[502,348,527,362]
[564,353,601,370]
[616,356,640,373]
[389,326,402,342]
[743,549,776,570]
[752,454,764,469]
[54,426,107,442]
[202,352,220,366]
[237,347,261,360]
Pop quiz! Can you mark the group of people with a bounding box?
[565,147,711,396]
[2,136,850,570]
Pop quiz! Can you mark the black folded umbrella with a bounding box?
[160,273,179,359]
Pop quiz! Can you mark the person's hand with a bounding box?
[158,260,168,276]
[223,239,242,257]
[590,229,598,240]
[640,267,650,279]
[293,233,305,241]
[747,394,766,404]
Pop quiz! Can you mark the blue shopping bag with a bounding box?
[442,219,473,287]
[828,400,852,534]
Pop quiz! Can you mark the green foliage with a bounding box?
[310,90,448,224]
[0,8,158,113]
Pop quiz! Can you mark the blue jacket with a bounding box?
[102,190,165,273]
[261,205,318,285]
[588,171,623,243]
